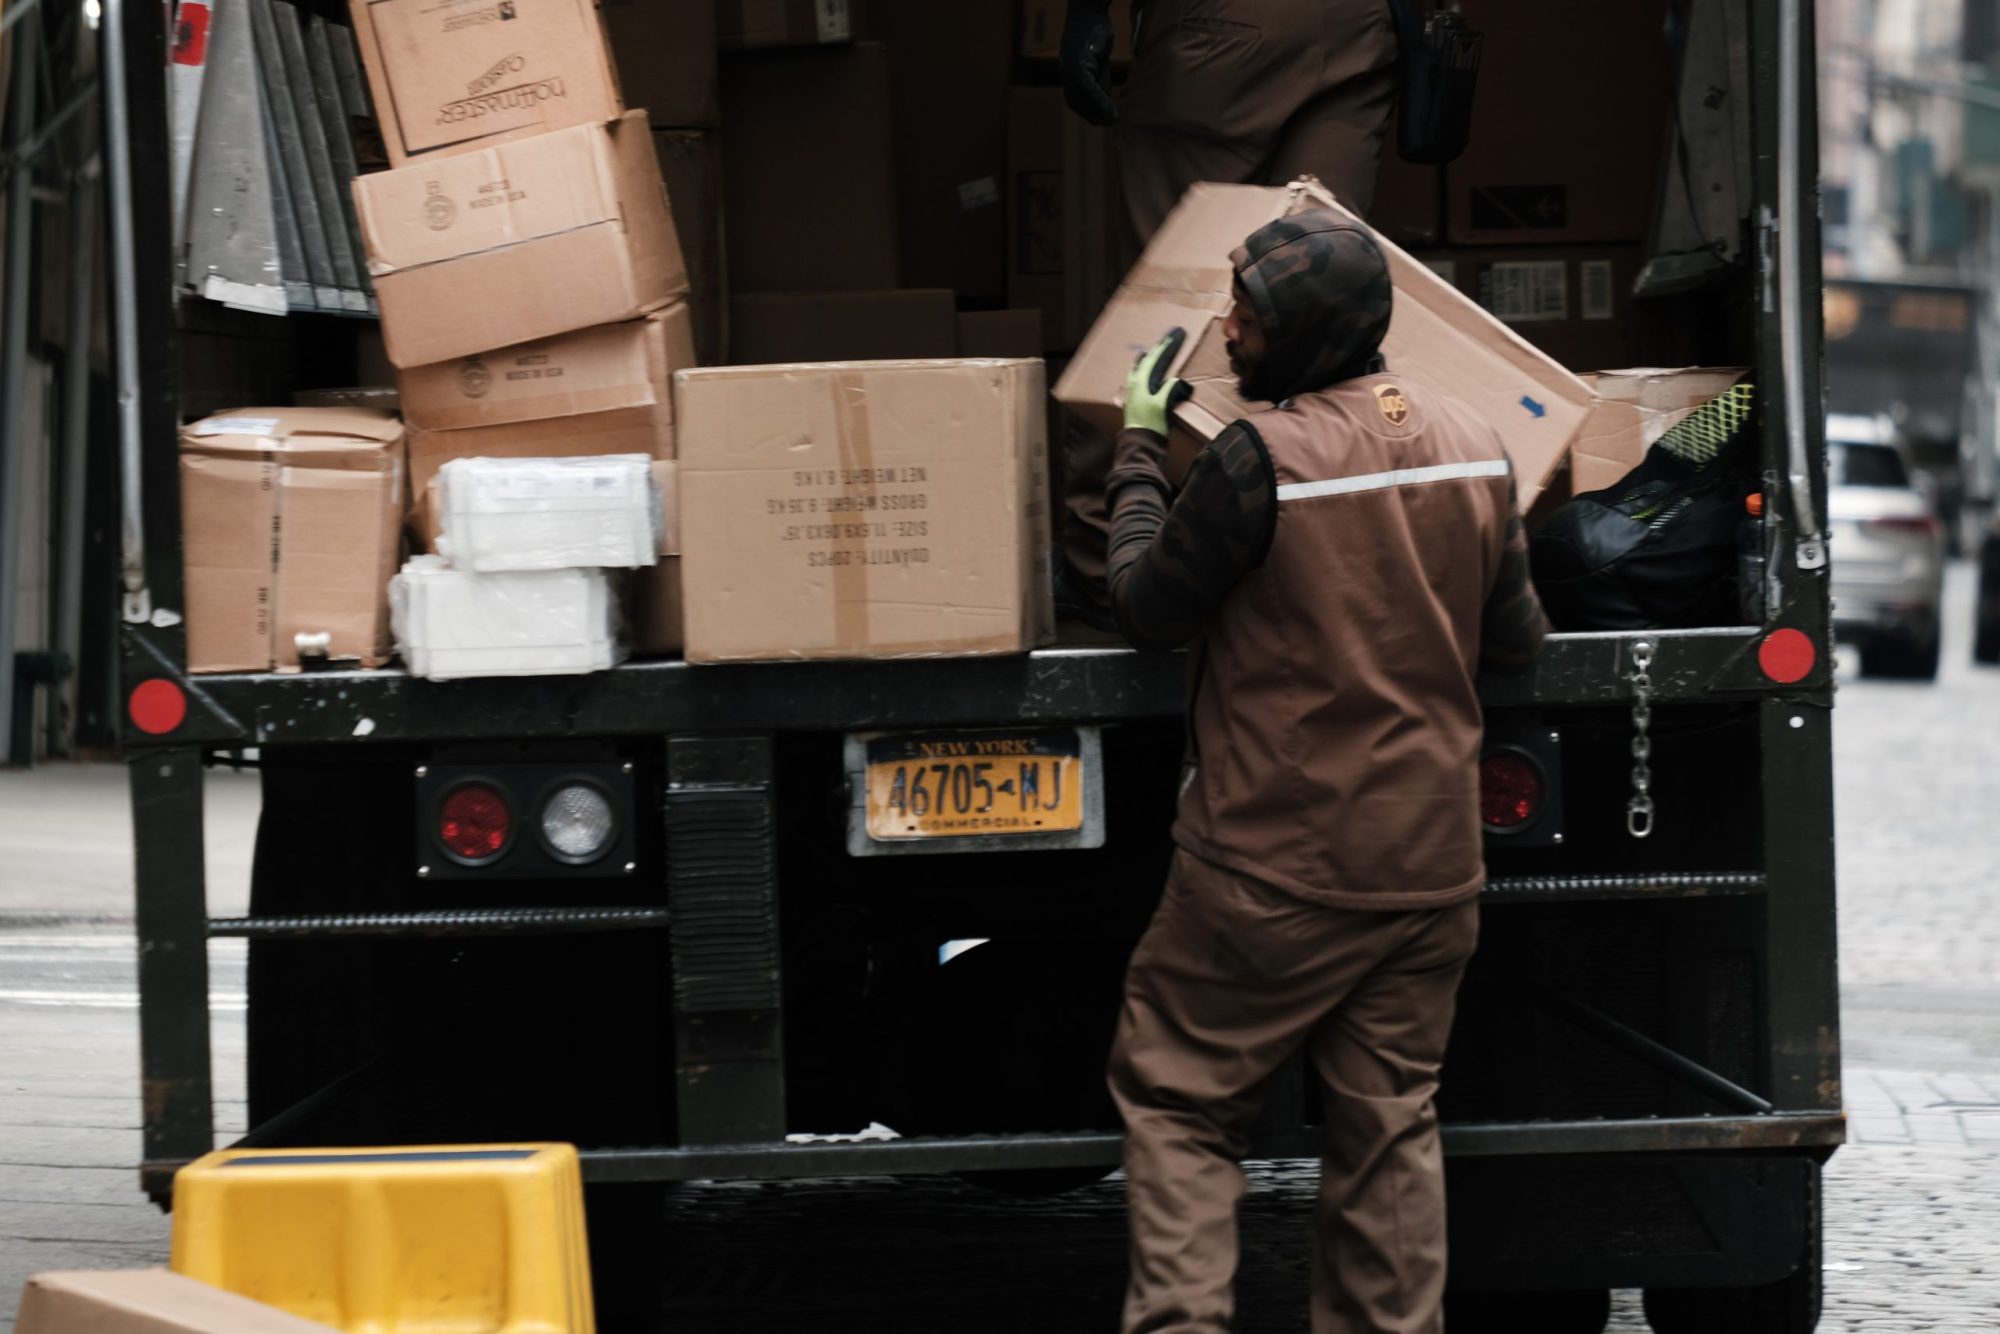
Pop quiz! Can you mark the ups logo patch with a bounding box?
[1374,384,1411,427]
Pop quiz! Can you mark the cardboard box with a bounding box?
[653,131,727,365]
[729,290,957,364]
[1422,245,1666,372]
[957,309,1045,359]
[1007,86,1121,352]
[408,406,676,512]
[398,303,694,433]
[1570,366,1748,495]
[356,111,687,367]
[180,408,405,673]
[873,0,1010,303]
[721,43,898,294]
[348,0,624,167]
[1053,181,1596,513]
[627,556,684,654]
[675,359,1053,661]
[720,0,862,48]
[1446,0,1671,244]
[1019,0,1132,61]
[16,1272,340,1334]
[603,0,717,128]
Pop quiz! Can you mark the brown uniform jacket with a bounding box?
[1107,373,1546,909]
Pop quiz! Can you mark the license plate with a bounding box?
[846,728,1103,853]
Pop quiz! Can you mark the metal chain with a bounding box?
[1627,640,1656,839]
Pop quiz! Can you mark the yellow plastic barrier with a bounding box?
[171,1144,594,1334]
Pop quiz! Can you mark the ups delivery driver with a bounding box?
[1102,210,1548,1333]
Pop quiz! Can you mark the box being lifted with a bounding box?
[675,359,1053,663]
[347,0,624,165]
[1055,180,1596,513]
[356,112,686,368]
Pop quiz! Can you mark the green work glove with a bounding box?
[1124,328,1192,436]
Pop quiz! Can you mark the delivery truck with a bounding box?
[101,0,1839,1328]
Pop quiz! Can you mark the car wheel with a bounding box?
[1860,632,1940,681]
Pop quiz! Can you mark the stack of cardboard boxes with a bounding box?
[342,0,695,661]
[179,0,1742,676]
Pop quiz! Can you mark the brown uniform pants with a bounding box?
[1109,851,1478,1334]
[1061,0,1402,594]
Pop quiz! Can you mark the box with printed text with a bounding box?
[675,359,1052,662]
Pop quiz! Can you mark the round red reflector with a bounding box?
[438,784,512,862]
[128,679,188,735]
[1480,751,1544,831]
[1757,627,1816,684]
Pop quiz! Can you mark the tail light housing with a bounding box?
[1480,750,1545,832]
[1480,718,1564,848]
[436,782,514,864]
[418,756,638,879]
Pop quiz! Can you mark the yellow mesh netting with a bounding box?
[1656,382,1756,464]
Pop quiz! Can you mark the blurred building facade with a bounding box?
[1820,0,2000,521]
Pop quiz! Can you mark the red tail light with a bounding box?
[438,783,513,863]
[1863,514,1940,538]
[1480,750,1545,832]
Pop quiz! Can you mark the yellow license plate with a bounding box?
[863,729,1087,841]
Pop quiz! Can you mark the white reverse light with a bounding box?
[540,783,615,862]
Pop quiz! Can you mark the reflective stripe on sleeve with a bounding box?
[1275,457,1510,502]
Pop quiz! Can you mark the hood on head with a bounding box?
[1230,209,1393,403]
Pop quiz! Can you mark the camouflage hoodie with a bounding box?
[1230,208,1394,405]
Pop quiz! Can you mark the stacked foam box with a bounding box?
[345,0,698,666]
[390,455,661,679]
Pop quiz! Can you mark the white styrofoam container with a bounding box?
[391,556,623,680]
[436,454,660,572]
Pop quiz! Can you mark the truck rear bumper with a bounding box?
[567,1113,1845,1184]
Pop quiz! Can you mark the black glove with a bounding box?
[1060,0,1119,127]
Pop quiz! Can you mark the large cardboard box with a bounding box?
[1421,245,1651,372]
[356,111,687,367]
[180,408,405,673]
[1446,0,1670,244]
[729,290,956,364]
[1570,366,1748,495]
[16,1272,340,1334]
[721,43,898,294]
[602,0,717,128]
[720,0,862,48]
[675,359,1053,661]
[347,0,623,167]
[653,131,726,363]
[398,303,694,433]
[1007,86,1121,352]
[873,0,1010,304]
[1053,181,1596,513]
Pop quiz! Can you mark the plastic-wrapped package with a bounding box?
[391,556,624,680]
[436,455,661,572]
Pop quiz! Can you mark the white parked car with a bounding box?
[1826,413,1944,680]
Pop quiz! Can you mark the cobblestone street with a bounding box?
[2,568,1998,1330]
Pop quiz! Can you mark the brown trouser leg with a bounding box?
[1108,851,1477,1334]
[1061,0,1401,594]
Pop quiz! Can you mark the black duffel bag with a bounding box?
[1529,386,1757,632]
